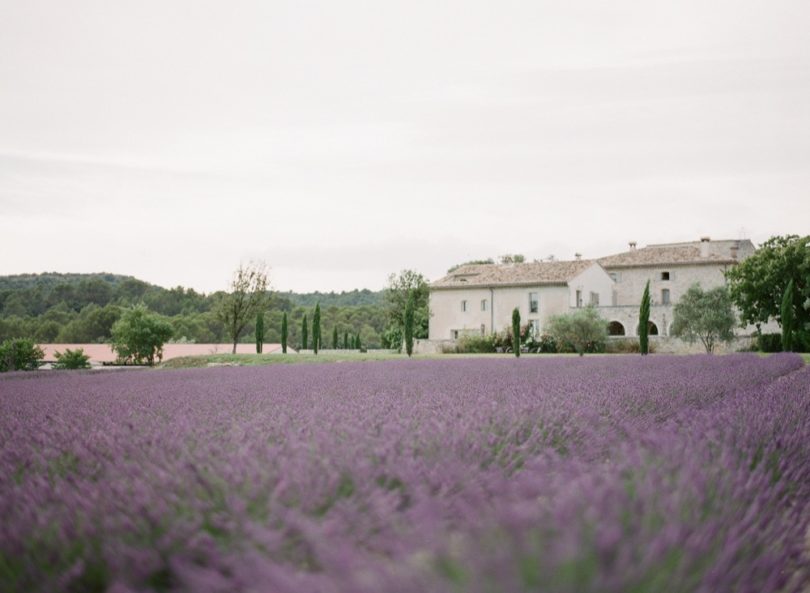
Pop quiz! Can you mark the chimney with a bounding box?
[574,252,582,261]
[730,244,739,261]
[700,236,710,258]
[629,241,637,251]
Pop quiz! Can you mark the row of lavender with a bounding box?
[1,354,808,592]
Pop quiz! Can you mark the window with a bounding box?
[529,320,540,337]
[589,291,600,306]
[661,271,670,281]
[661,289,671,305]
[609,272,621,283]
[480,324,486,336]
[461,300,467,312]
[529,292,539,313]
[451,330,459,339]
[576,290,583,308]
[481,299,488,311]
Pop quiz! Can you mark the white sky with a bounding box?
[1,0,808,292]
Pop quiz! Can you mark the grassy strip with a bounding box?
[161,351,430,368]
[158,351,587,369]
[160,351,809,370]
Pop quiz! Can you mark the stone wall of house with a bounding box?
[597,304,676,337]
[606,263,733,309]
[413,338,456,355]
[649,335,756,354]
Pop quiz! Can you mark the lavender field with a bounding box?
[2,355,809,593]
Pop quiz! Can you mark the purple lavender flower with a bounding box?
[1,353,808,592]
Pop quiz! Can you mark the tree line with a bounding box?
[0,268,431,353]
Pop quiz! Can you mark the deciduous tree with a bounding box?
[671,285,736,353]
[726,235,810,339]
[217,262,270,354]
[383,270,429,351]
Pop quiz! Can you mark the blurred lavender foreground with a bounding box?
[1,355,809,592]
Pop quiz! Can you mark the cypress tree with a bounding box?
[255,310,264,354]
[781,279,795,352]
[281,312,288,354]
[639,280,651,355]
[313,304,321,355]
[302,314,308,351]
[356,333,362,351]
[344,331,349,350]
[404,290,415,357]
[332,326,338,350]
[512,307,521,358]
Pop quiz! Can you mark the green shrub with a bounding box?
[0,338,45,372]
[534,333,558,354]
[456,334,497,353]
[494,324,533,353]
[547,307,608,356]
[110,305,174,365]
[757,333,782,353]
[53,348,91,370]
[605,338,658,354]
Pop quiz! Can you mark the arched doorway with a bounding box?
[637,321,659,335]
[608,321,625,336]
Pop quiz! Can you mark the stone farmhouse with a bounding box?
[427,237,761,348]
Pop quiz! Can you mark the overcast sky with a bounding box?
[1,0,808,292]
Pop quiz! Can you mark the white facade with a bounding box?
[428,263,614,340]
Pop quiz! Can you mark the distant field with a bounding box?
[1,354,808,592]
[38,343,291,364]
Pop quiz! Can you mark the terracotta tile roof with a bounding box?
[431,260,596,289]
[597,240,752,268]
